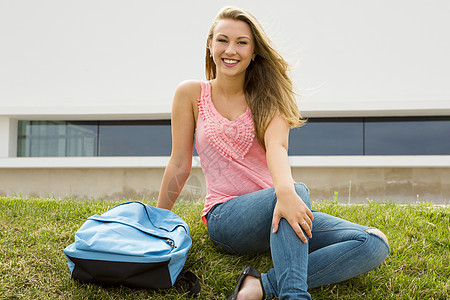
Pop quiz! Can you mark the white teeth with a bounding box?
[224,59,238,64]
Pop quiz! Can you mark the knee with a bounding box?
[365,228,389,246]
[362,228,390,269]
[294,183,311,209]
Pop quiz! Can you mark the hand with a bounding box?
[272,192,314,243]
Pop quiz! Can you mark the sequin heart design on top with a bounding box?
[198,81,255,160]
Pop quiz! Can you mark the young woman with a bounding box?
[157,6,390,300]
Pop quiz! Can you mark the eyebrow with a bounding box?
[216,33,251,40]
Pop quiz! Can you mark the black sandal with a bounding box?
[227,265,266,300]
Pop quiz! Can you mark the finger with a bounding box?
[307,209,314,222]
[305,212,313,229]
[300,220,312,239]
[272,214,281,233]
[303,209,313,230]
[289,220,308,243]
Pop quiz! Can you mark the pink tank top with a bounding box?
[195,81,273,225]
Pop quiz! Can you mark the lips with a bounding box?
[222,58,239,67]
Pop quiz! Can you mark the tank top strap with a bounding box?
[198,81,214,122]
[200,81,211,100]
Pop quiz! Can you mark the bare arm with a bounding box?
[265,112,313,243]
[157,81,199,210]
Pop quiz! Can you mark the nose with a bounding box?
[225,44,237,56]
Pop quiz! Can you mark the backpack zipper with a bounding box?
[166,239,176,249]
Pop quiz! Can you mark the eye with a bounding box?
[217,39,227,43]
[238,41,248,45]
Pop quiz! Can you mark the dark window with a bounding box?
[66,122,98,156]
[289,118,364,155]
[98,121,171,156]
[17,120,171,157]
[17,116,450,157]
[365,117,450,155]
[18,121,73,157]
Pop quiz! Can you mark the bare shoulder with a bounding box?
[175,80,202,101]
[172,80,201,122]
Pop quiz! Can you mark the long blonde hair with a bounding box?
[205,6,305,149]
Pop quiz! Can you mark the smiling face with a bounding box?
[208,18,255,80]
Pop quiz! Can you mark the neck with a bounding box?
[213,73,246,97]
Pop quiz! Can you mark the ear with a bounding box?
[207,41,212,57]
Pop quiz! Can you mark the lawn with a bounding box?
[0,197,448,299]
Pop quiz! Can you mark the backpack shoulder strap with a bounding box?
[174,270,201,295]
[174,256,204,296]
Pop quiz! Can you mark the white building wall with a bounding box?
[0,0,449,203]
[0,0,449,114]
[0,118,17,158]
[0,118,9,158]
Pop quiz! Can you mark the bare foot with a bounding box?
[236,274,264,300]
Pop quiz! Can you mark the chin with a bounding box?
[219,68,247,78]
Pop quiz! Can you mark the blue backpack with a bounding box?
[63,201,200,294]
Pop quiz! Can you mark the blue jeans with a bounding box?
[206,183,390,299]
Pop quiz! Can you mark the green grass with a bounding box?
[0,197,448,299]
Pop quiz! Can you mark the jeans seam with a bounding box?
[311,226,367,234]
[308,228,370,281]
[208,234,238,254]
[260,273,274,299]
